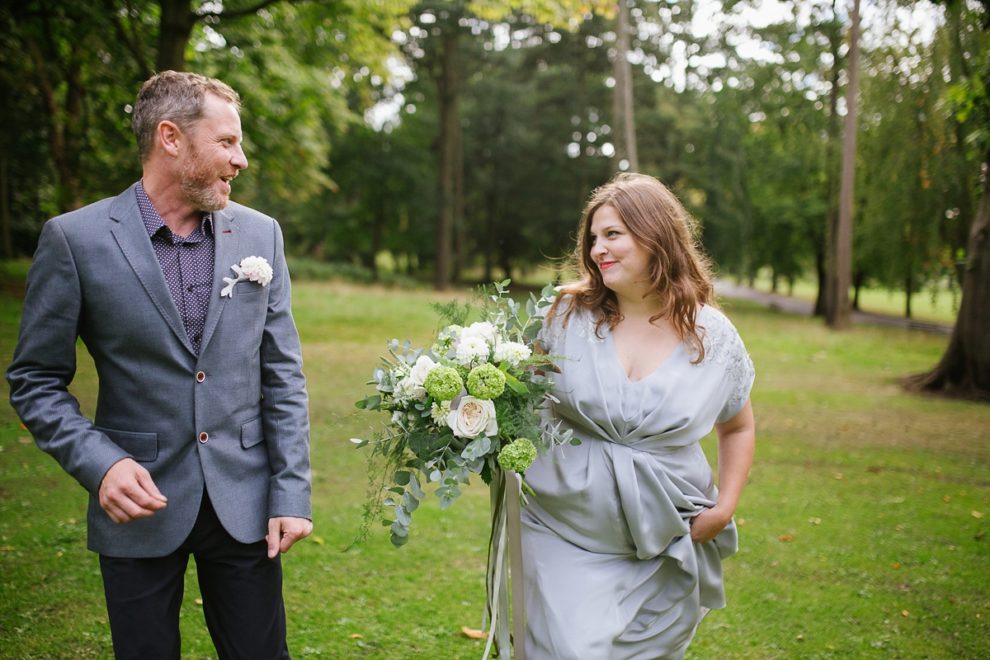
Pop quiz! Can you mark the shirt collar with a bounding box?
[135,181,214,239]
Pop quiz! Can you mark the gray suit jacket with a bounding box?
[6,183,311,557]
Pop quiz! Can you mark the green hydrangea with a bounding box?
[423,366,463,401]
[497,438,538,473]
[466,363,507,400]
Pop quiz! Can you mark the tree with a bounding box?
[825,0,860,329]
[611,0,637,171]
[908,0,990,400]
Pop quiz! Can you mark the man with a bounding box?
[6,71,312,659]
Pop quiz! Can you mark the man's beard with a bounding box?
[180,147,229,212]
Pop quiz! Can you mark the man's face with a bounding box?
[179,94,248,212]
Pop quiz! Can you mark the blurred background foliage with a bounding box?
[0,0,986,308]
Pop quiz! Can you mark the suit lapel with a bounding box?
[200,208,240,353]
[109,185,196,355]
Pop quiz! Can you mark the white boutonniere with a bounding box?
[220,256,273,297]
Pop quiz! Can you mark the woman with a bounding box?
[522,173,756,659]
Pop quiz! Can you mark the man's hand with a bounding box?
[266,516,313,559]
[98,458,168,523]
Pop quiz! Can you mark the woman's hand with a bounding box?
[690,506,732,543]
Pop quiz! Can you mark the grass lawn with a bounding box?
[1,281,987,658]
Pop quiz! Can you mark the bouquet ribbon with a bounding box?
[483,469,526,659]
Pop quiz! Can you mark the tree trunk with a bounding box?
[852,269,865,310]
[814,242,827,316]
[904,273,913,319]
[434,29,459,290]
[611,0,637,172]
[156,0,197,71]
[819,0,843,318]
[908,148,990,400]
[826,0,859,330]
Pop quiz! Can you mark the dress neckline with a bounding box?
[605,326,684,384]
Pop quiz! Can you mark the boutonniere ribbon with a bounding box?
[220,256,274,297]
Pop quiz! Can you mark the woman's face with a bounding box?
[588,205,653,296]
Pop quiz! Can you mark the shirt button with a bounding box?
[198,432,209,444]
[196,371,206,383]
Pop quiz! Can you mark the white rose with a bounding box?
[455,334,490,365]
[447,396,498,438]
[494,341,532,367]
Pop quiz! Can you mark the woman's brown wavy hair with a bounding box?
[551,172,716,363]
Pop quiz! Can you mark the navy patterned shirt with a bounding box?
[135,182,215,354]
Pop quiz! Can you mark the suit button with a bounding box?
[196,371,206,383]
[198,432,209,444]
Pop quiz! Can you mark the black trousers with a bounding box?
[99,491,289,660]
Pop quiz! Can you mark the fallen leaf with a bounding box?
[194,598,203,606]
[867,466,882,474]
[975,531,985,541]
[778,534,794,542]
[311,535,325,545]
[834,473,844,480]
[901,610,910,618]
[736,518,746,526]
[17,437,31,445]
[943,495,951,503]
[891,562,901,570]
[971,511,985,519]
[350,634,363,640]
[461,627,487,640]
[808,517,821,526]
[796,634,805,642]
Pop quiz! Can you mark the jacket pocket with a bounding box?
[97,427,159,462]
[240,416,264,449]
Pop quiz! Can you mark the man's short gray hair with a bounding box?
[132,70,241,161]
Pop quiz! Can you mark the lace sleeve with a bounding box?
[700,307,756,424]
[718,336,755,424]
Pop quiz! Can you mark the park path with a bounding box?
[714,280,953,336]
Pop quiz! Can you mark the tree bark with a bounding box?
[826,0,859,329]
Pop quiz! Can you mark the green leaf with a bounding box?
[393,470,411,486]
[504,372,528,395]
[355,395,382,410]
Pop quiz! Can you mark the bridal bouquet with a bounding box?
[353,280,571,548]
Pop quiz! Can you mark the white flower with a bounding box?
[462,321,496,344]
[430,400,451,426]
[395,355,437,400]
[447,396,498,439]
[494,341,532,367]
[455,334,490,365]
[220,256,274,297]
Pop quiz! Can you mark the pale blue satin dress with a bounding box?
[522,302,755,659]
